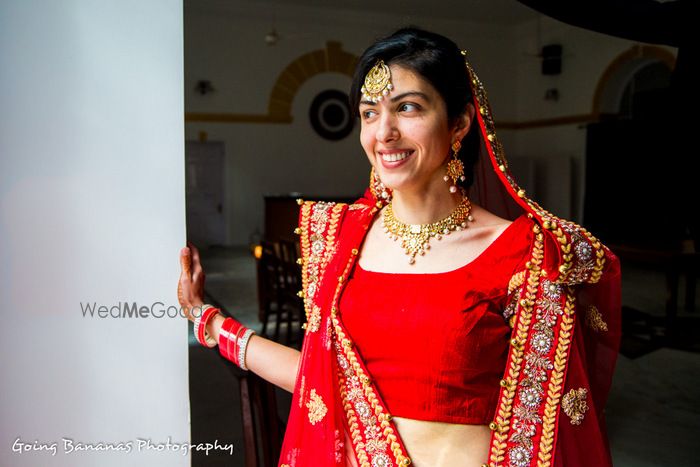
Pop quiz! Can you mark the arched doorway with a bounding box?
[584,46,678,248]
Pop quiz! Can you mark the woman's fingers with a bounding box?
[187,242,206,297]
[190,243,203,275]
[180,247,192,276]
[178,246,197,321]
[178,243,205,322]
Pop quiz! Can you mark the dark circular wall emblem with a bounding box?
[309,90,354,141]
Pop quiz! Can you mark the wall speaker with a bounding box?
[541,44,562,75]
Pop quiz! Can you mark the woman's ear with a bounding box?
[452,103,476,142]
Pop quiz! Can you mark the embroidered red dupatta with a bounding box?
[278,57,621,467]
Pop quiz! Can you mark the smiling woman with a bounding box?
[359,66,462,198]
[178,27,622,467]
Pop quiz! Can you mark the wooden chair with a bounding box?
[256,240,304,345]
[204,291,285,467]
[276,239,304,345]
[225,363,283,467]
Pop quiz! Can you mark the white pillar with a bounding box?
[0,1,190,466]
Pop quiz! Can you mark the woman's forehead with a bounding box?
[387,64,434,94]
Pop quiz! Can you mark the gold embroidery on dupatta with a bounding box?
[585,305,608,332]
[508,271,526,294]
[488,225,544,466]
[562,387,589,425]
[537,288,575,466]
[465,58,607,288]
[299,201,344,324]
[296,202,343,433]
[306,389,328,425]
[328,208,411,467]
[299,376,306,408]
[504,270,527,326]
[307,304,322,332]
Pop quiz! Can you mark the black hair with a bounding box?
[350,27,480,189]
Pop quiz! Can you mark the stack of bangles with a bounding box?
[192,304,255,371]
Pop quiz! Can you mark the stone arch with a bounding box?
[592,45,675,117]
[185,41,357,124]
[267,41,358,123]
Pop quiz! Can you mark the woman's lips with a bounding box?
[379,150,414,169]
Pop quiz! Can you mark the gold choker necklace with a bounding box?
[382,196,474,264]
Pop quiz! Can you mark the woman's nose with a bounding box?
[376,113,399,143]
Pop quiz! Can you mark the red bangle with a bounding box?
[231,320,243,363]
[218,317,244,361]
[218,318,234,360]
[196,306,220,348]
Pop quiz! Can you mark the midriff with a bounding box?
[344,418,490,466]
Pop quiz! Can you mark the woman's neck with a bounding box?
[390,185,464,225]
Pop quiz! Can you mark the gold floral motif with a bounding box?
[323,316,333,350]
[585,305,608,332]
[307,304,321,333]
[365,437,388,454]
[562,387,589,425]
[306,389,328,425]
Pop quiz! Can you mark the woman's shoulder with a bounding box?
[524,208,614,286]
[468,206,534,243]
[296,197,376,245]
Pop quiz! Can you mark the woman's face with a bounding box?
[359,64,468,195]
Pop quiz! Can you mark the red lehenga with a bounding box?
[278,58,621,467]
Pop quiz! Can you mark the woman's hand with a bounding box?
[178,241,205,322]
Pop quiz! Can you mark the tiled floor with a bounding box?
[190,246,700,467]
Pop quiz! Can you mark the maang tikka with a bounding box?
[361,60,394,103]
[444,140,466,193]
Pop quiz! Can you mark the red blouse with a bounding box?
[339,214,533,424]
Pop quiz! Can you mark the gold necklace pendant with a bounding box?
[382,197,474,264]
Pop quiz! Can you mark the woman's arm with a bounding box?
[180,243,301,393]
[206,314,300,393]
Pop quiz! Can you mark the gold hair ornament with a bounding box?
[361,60,393,103]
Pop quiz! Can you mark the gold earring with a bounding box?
[444,141,466,193]
[370,167,392,205]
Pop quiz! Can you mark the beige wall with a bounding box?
[185,0,676,245]
[508,16,676,220]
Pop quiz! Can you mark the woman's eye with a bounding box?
[362,109,377,119]
[399,103,419,112]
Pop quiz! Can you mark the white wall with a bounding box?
[0,2,189,466]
